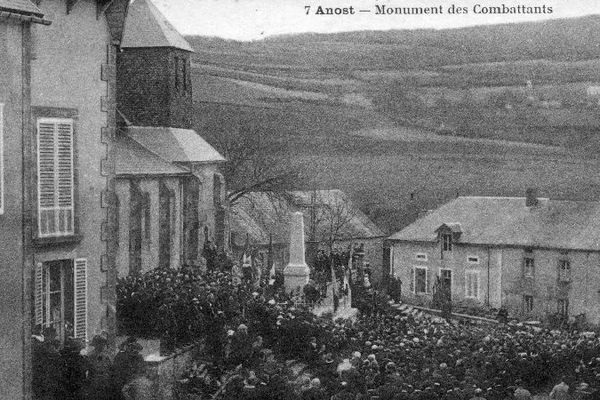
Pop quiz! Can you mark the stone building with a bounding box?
[0,0,130,397]
[388,190,600,325]
[114,0,226,276]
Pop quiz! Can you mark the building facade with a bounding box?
[114,0,226,277]
[0,0,131,398]
[388,192,600,325]
[0,2,49,398]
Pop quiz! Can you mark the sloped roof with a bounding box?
[115,134,189,176]
[389,196,600,251]
[230,190,386,247]
[125,126,225,164]
[0,0,43,16]
[121,0,193,51]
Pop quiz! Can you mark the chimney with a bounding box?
[525,188,539,207]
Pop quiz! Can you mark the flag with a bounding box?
[268,234,275,285]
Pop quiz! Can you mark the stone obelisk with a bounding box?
[284,211,310,293]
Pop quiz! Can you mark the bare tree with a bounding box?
[203,119,303,205]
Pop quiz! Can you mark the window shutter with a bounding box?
[73,258,87,342]
[410,267,415,293]
[37,119,74,237]
[34,262,43,326]
[0,103,4,214]
[425,268,431,294]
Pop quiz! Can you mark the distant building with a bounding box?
[114,0,227,276]
[388,190,600,325]
[586,85,600,106]
[230,190,387,283]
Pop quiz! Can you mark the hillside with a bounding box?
[188,16,600,233]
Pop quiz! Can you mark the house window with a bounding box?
[441,234,452,251]
[416,253,428,261]
[524,257,535,278]
[174,56,180,91]
[175,57,187,93]
[523,295,534,313]
[557,298,569,316]
[37,118,75,237]
[558,259,571,282]
[0,103,4,215]
[34,258,87,343]
[159,182,175,268]
[142,192,151,244]
[182,58,187,92]
[465,270,480,299]
[467,256,479,264]
[413,266,429,294]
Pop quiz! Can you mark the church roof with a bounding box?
[120,0,193,51]
[0,0,43,16]
[125,126,226,164]
[115,134,189,177]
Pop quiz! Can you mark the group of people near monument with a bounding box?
[208,299,599,400]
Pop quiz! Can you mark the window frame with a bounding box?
[36,117,76,239]
[557,298,569,316]
[413,265,429,294]
[32,107,80,245]
[464,270,480,300]
[441,233,453,252]
[523,257,535,278]
[415,253,428,262]
[523,294,534,314]
[467,256,479,264]
[558,259,571,282]
[39,259,75,343]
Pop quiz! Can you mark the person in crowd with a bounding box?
[111,337,145,400]
[32,326,62,400]
[231,262,243,287]
[121,361,153,400]
[514,380,532,400]
[550,376,570,400]
[59,337,88,400]
[230,324,253,367]
[301,377,327,400]
[85,334,112,400]
[469,388,487,400]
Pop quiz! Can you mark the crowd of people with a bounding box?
[32,329,149,400]
[194,298,600,400]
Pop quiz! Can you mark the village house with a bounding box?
[387,190,600,325]
[114,0,227,276]
[0,0,131,398]
[230,190,387,283]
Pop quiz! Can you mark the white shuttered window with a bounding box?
[73,258,88,342]
[37,118,74,237]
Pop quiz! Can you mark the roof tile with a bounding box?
[389,196,600,251]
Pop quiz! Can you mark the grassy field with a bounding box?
[188,17,600,233]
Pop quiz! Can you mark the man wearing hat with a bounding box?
[549,376,570,400]
[59,337,88,400]
[111,337,144,400]
[86,334,112,400]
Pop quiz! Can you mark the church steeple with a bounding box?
[117,0,194,129]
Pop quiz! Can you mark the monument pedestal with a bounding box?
[283,263,310,293]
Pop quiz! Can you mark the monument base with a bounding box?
[283,263,310,293]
